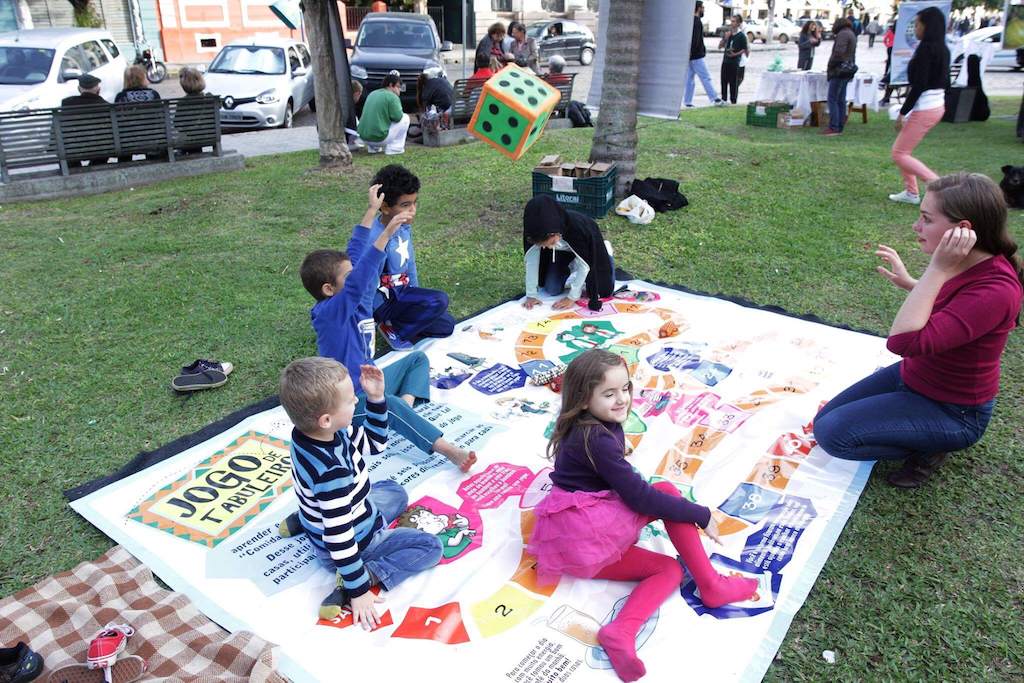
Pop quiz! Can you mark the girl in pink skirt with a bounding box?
[527,349,757,682]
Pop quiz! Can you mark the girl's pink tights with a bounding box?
[592,482,757,681]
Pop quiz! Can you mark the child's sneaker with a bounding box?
[0,642,42,683]
[87,624,133,672]
[47,656,147,683]
[179,359,234,376]
[278,511,304,538]
[171,368,227,392]
[318,583,348,621]
[888,190,921,205]
[379,323,414,351]
[172,359,233,392]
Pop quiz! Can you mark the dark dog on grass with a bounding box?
[1001,165,1024,209]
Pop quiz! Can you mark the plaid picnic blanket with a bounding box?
[0,546,287,682]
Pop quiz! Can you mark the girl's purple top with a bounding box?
[549,420,712,527]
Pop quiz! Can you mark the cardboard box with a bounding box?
[574,162,593,178]
[589,161,612,177]
[534,154,562,176]
[777,112,807,128]
[560,163,577,177]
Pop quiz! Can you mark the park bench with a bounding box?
[0,95,222,183]
[450,72,576,125]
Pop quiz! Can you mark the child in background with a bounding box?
[279,358,442,625]
[470,53,495,80]
[366,164,455,347]
[528,350,757,682]
[297,182,476,472]
[522,195,615,312]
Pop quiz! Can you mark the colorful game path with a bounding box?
[68,279,893,683]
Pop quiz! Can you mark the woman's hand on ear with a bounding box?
[875,244,916,290]
[929,226,977,275]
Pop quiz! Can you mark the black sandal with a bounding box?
[887,452,948,489]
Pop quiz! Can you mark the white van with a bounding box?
[0,28,127,112]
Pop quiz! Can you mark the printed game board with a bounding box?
[69,279,893,683]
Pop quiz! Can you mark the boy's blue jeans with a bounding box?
[315,480,442,591]
[353,351,442,454]
[813,363,994,462]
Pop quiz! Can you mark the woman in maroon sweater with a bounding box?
[815,173,1023,487]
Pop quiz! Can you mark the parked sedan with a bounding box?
[203,37,314,129]
[0,28,126,112]
[745,17,800,43]
[957,26,1023,70]
[526,20,596,66]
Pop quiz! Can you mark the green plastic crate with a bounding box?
[746,102,792,128]
[531,165,618,218]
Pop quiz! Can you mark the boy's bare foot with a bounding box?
[432,438,477,472]
[447,449,477,472]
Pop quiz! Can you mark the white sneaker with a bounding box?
[714,99,727,107]
[366,144,383,154]
[888,190,921,205]
[384,147,406,156]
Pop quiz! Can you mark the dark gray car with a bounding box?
[526,20,596,66]
[349,13,452,112]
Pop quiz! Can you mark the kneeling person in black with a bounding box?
[522,195,615,312]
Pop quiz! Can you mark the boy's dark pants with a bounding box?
[374,287,455,342]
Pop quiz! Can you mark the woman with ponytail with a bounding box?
[888,6,950,204]
[815,173,1022,488]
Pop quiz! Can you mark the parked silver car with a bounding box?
[203,37,314,129]
[0,28,127,112]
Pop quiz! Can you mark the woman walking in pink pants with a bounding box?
[889,7,950,205]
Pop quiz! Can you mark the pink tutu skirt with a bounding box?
[527,486,649,585]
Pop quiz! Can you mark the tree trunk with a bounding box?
[302,0,353,168]
[68,0,102,27]
[588,0,645,198]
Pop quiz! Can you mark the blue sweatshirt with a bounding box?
[311,225,386,394]
[366,215,418,311]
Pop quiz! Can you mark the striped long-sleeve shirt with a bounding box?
[289,399,389,598]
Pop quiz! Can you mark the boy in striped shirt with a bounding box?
[279,357,443,628]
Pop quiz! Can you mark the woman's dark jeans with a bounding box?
[814,363,994,462]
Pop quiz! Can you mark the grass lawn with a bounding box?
[2,98,1022,681]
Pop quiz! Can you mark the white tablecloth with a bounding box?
[753,71,881,117]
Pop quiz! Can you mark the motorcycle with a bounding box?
[133,43,167,84]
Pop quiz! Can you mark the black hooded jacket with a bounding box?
[901,7,950,116]
[522,195,614,311]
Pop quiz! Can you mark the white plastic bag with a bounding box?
[615,195,655,225]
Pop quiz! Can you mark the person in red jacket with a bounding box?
[814,173,1023,488]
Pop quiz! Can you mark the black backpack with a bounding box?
[567,100,593,127]
[629,177,688,212]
